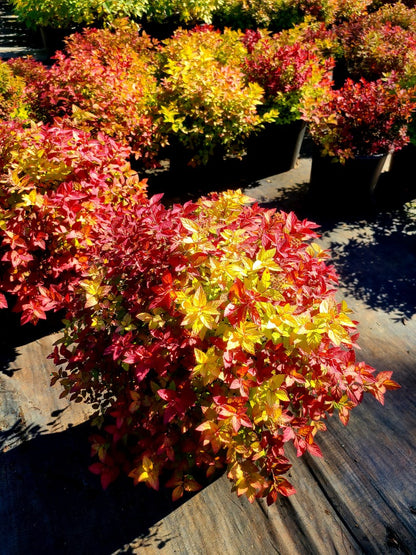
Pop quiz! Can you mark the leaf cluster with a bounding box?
[144,0,225,25]
[49,189,399,503]
[336,4,416,81]
[301,75,416,161]
[157,25,264,164]
[242,28,333,122]
[295,0,372,23]
[0,59,40,121]
[0,120,147,324]
[212,0,303,32]
[11,0,148,30]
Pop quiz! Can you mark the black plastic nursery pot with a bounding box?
[309,152,388,213]
[168,137,226,176]
[245,120,306,178]
[38,25,77,53]
[388,143,416,201]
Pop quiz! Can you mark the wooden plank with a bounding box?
[130,458,362,555]
[303,293,416,554]
[0,331,92,451]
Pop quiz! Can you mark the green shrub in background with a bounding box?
[10,0,377,32]
[144,0,225,25]
[11,0,148,30]
[11,0,224,30]
[212,0,302,32]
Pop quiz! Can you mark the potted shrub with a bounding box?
[211,0,370,33]
[0,119,147,324]
[157,25,265,169]
[241,28,333,175]
[212,0,303,33]
[35,20,165,169]
[288,0,371,24]
[369,0,416,10]
[335,4,416,84]
[141,0,224,37]
[342,4,416,197]
[367,1,416,31]
[301,75,416,210]
[50,189,399,502]
[387,48,416,194]
[11,0,148,50]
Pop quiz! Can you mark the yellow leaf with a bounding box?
[181,217,200,234]
[226,322,264,354]
[193,285,207,308]
[328,325,350,346]
[252,247,280,272]
[275,389,290,402]
[193,347,222,385]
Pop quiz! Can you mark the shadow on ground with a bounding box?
[0,420,202,555]
[322,208,416,320]
[0,297,64,375]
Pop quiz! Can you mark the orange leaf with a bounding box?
[172,485,184,502]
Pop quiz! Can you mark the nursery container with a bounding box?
[245,120,307,177]
[309,152,388,211]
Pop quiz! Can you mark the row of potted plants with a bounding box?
[3,7,416,175]
[1,21,328,168]
[0,6,405,501]
[10,0,377,35]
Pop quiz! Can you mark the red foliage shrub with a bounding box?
[35,20,164,167]
[337,10,416,80]
[50,190,399,502]
[0,120,147,324]
[302,75,416,161]
[242,28,333,122]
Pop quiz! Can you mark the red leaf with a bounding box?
[307,441,323,458]
[157,388,176,401]
[89,462,104,475]
[277,479,296,497]
[224,303,247,327]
